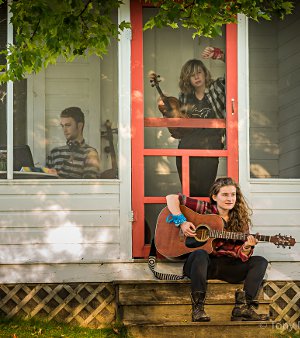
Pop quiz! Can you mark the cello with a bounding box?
[100,119,118,179]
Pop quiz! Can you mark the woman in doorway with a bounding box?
[176,47,226,197]
[165,177,269,322]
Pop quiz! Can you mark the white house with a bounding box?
[0,0,299,329]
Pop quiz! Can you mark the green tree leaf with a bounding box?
[0,0,295,83]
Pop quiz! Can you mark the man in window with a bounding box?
[47,107,101,179]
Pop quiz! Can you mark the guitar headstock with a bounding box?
[272,234,296,248]
[149,72,161,88]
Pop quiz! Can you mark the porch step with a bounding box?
[126,321,276,338]
[116,280,275,337]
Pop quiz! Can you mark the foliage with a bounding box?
[0,0,295,83]
[0,316,131,338]
[144,0,294,37]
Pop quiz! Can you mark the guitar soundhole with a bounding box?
[195,224,210,242]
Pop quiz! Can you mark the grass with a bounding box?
[276,333,300,338]
[0,317,131,338]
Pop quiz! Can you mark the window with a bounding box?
[0,4,119,180]
[249,6,300,179]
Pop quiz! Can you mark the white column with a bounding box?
[118,0,132,260]
[6,0,13,179]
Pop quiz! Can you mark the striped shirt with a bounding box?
[179,194,253,262]
[47,142,100,179]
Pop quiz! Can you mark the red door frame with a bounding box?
[131,0,238,258]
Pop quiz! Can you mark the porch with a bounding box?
[0,262,299,336]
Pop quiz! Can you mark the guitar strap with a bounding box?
[148,238,186,280]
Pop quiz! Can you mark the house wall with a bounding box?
[249,3,300,179]
[238,15,300,267]
[0,1,132,276]
[278,6,300,177]
[248,20,279,178]
[0,181,121,264]
[0,3,299,283]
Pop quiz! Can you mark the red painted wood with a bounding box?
[144,118,226,128]
[226,24,239,181]
[131,2,239,257]
[144,149,227,156]
[182,156,190,196]
[144,196,210,204]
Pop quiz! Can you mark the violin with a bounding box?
[149,72,187,138]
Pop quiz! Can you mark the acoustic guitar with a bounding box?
[155,205,296,258]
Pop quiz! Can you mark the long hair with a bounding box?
[209,177,252,232]
[179,59,212,95]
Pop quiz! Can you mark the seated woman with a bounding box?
[166,177,269,322]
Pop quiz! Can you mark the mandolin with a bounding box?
[155,205,296,258]
[149,72,187,139]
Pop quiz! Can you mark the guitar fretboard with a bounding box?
[208,229,273,243]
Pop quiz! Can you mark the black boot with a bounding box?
[231,289,269,321]
[191,291,210,322]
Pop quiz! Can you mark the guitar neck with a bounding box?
[209,229,273,243]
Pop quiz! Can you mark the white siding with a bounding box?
[248,182,300,261]
[0,181,121,264]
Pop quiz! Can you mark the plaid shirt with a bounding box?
[179,77,226,119]
[179,194,253,262]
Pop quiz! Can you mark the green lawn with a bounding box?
[0,317,131,338]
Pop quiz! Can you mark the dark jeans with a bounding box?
[183,249,268,300]
[176,156,219,197]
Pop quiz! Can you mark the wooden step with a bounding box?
[117,280,272,324]
[126,321,277,338]
[121,303,270,323]
[117,280,266,305]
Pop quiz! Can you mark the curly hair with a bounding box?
[209,177,252,233]
[179,59,212,95]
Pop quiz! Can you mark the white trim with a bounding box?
[0,262,299,283]
[6,1,13,179]
[26,75,34,151]
[237,14,250,195]
[88,55,101,151]
[118,0,132,260]
[31,70,46,165]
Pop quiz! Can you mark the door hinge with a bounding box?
[129,210,135,222]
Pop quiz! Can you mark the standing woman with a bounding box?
[166,177,269,322]
[176,47,226,197]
